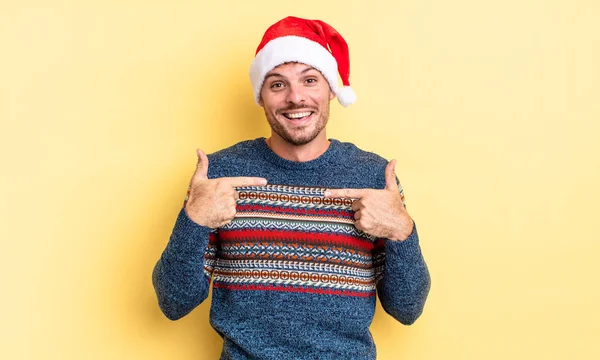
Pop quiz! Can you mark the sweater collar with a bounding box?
[253,137,342,170]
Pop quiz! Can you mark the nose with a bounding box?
[285,83,306,105]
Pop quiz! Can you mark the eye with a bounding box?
[305,78,317,84]
[270,82,284,89]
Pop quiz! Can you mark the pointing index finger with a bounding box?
[223,177,268,187]
[324,188,367,199]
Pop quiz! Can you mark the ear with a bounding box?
[329,90,336,101]
[257,90,266,107]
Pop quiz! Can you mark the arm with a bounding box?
[152,207,217,320]
[152,149,267,320]
[374,222,431,325]
[325,159,431,323]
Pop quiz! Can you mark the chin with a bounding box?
[281,129,323,146]
[288,138,315,146]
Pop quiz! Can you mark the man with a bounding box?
[153,16,431,360]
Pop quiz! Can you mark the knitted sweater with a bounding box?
[152,138,431,360]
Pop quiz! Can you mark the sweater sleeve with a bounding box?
[374,222,431,325]
[152,207,217,320]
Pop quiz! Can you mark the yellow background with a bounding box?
[1,1,599,359]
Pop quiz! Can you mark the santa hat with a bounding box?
[249,16,357,107]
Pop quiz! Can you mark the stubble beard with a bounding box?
[265,103,330,146]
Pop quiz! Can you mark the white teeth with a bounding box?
[285,111,312,119]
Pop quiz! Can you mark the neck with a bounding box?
[266,131,330,162]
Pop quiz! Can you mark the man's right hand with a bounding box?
[184,149,268,228]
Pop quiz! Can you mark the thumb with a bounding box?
[194,148,209,180]
[385,159,399,191]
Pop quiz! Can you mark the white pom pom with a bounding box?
[336,86,357,107]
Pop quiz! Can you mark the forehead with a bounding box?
[265,62,323,77]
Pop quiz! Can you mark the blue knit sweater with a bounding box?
[153,138,431,359]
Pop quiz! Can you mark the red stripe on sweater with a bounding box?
[373,238,386,250]
[219,229,374,251]
[213,283,375,297]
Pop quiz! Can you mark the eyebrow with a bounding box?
[263,66,317,81]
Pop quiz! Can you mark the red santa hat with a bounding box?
[249,16,357,107]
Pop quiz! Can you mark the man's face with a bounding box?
[259,62,336,146]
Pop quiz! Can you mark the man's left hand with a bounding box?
[324,160,414,241]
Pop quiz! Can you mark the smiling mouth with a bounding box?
[282,111,313,120]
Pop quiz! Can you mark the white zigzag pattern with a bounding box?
[214,259,374,277]
[222,241,368,253]
[212,274,375,292]
[235,212,354,225]
[235,185,326,196]
[221,246,371,265]
[222,218,376,240]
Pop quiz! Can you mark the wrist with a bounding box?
[184,202,209,228]
[388,217,414,242]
